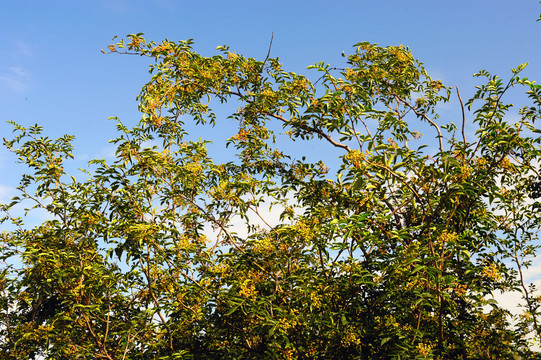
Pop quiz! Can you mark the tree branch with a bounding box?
[264,111,352,152]
[456,85,467,144]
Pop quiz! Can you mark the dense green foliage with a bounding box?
[2,33,541,359]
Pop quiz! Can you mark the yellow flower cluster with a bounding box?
[344,149,364,168]
[127,35,145,51]
[341,327,361,346]
[482,263,501,281]
[232,128,249,142]
[151,42,173,54]
[277,316,297,332]
[453,281,468,296]
[310,291,323,309]
[174,234,195,251]
[185,162,203,174]
[252,236,275,255]
[260,89,276,97]
[499,157,515,173]
[430,80,443,92]
[239,279,257,298]
[438,230,458,245]
[227,52,238,60]
[211,262,230,277]
[417,342,433,357]
[473,156,488,168]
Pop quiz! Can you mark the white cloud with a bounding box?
[0,184,16,204]
[490,257,541,353]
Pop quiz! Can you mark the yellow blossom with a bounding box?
[239,279,257,298]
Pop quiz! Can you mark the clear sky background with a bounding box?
[1,0,541,311]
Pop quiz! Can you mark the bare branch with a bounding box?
[456,85,467,144]
[263,32,274,64]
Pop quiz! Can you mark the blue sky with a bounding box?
[0,0,538,183]
[1,1,540,157]
[0,0,541,318]
[1,0,540,206]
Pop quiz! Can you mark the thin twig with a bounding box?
[263,32,274,64]
[456,85,466,144]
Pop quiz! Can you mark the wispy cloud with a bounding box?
[0,39,35,93]
[0,66,31,93]
[12,40,34,58]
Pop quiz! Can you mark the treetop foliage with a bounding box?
[2,30,541,359]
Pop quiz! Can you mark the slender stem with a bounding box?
[456,85,466,144]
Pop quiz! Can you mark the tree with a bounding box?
[1,33,541,359]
